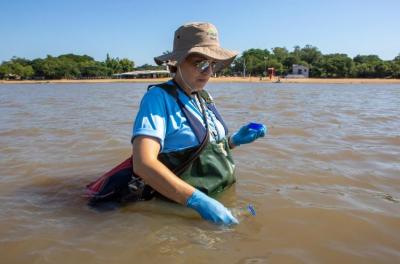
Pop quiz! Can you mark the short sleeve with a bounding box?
[132,87,168,148]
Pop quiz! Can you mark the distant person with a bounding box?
[87,22,267,225]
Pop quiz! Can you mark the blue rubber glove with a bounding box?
[186,189,239,225]
[231,123,267,146]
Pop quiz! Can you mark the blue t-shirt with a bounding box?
[132,81,226,153]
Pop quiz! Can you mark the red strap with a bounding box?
[86,156,132,194]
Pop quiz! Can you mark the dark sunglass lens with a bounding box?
[197,61,210,72]
[196,60,218,73]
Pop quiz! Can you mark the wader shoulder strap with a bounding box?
[174,92,209,175]
[148,82,207,143]
[148,82,210,175]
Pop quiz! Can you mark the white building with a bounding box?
[286,64,309,78]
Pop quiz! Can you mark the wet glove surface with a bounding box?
[186,189,239,225]
[231,123,267,146]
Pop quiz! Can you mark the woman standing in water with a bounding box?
[130,22,266,225]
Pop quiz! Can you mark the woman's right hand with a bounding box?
[231,123,267,146]
[186,189,239,225]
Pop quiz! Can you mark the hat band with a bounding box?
[174,44,221,52]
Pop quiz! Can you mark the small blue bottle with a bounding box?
[248,122,264,132]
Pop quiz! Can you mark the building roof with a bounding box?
[112,70,169,77]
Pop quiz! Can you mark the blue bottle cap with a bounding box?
[248,122,264,131]
[247,204,256,216]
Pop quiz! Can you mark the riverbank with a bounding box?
[1,77,400,84]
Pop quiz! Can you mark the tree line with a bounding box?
[1,46,400,79]
[0,54,139,80]
[224,45,400,78]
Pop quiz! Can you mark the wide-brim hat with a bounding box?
[154,22,238,70]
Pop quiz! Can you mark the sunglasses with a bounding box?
[194,60,218,73]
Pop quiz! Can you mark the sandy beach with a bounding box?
[1,77,400,84]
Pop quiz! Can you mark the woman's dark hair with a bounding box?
[168,65,177,73]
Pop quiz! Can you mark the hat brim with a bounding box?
[154,46,238,71]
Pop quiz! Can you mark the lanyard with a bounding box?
[192,94,221,141]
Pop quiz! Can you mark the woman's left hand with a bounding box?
[230,123,267,146]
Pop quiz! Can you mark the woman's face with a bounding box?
[176,54,217,93]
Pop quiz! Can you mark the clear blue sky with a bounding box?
[1,0,399,65]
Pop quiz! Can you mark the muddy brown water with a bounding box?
[0,82,399,264]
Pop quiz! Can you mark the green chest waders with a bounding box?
[169,137,236,195]
[157,82,236,196]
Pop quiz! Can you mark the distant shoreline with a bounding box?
[1,77,400,84]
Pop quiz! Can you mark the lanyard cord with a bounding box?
[194,92,209,132]
[193,93,222,141]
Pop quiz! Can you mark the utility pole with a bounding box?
[264,56,268,77]
[243,58,246,78]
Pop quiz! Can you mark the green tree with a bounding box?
[31,58,46,78]
[393,53,400,64]
[374,61,392,78]
[352,54,387,77]
[136,63,165,70]
[0,63,12,79]
[315,54,353,77]
[80,61,109,77]
[0,59,34,79]
[299,45,322,65]
[241,49,270,76]
[105,53,122,74]
[353,55,382,64]
[271,47,289,62]
[390,54,400,77]
[119,58,135,72]
[390,61,400,78]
